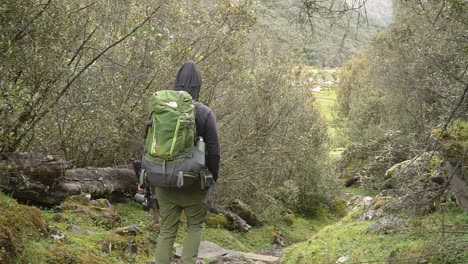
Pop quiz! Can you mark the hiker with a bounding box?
[153,61,220,264]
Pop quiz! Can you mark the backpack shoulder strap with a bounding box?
[192,101,200,141]
[143,114,153,139]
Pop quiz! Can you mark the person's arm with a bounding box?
[204,110,220,181]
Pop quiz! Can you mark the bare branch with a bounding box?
[13,0,53,42]
[6,1,167,152]
[68,26,98,66]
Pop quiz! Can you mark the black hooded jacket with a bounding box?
[174,61,220,181]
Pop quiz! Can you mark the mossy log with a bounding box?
[0,153,137,205]
[210,205,251,232]
[228,199,264,227]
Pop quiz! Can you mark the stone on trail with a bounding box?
[175,241,280,264]
[241,252,280,263]
[368,215,406,233]
[114,224,141,236]
[69,225,95,235]
[50,230,66,241]
[175,241,229,260]
[362,196,373,206]
[335,255,349,263]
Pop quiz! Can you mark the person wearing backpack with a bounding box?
[147,61,220,264]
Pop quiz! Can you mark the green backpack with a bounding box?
[141,90,207,189]
[145,90,195,158]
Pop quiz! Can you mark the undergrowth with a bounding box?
[1,191,336,264]
[282,205,468,264]
[4,190,466,264]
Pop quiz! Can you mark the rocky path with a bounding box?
[170,241,281,264]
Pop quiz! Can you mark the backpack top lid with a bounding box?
[149,90,194,114]
[145,90,196,159]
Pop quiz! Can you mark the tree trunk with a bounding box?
[0,153,137,205]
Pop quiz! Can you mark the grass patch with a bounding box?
[313,88,349,148]
[204,212,336,253]
[314,90,336,123]
[282,206,468,263]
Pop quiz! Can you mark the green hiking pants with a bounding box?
[154,187,207,264]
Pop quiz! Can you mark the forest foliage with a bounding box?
[0,0,336,213]
[1,0,467,263]
[336,0,467,143]
[333,0,467,214]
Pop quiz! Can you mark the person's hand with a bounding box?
[203,182,216,209]
[137,185,145,193]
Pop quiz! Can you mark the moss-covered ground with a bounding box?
[0,192,48,264]
[204,211,335,253]
[0,191,335,263]
[2,188,467,264]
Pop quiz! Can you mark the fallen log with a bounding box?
[0,153,137,205]
[210,205,251,232]
[1,153,257,231]
[228,199,264,227]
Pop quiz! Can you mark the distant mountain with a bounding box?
[364,0,393,24]
[252,0,393,67]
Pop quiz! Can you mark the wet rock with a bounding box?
[368,215,406,233]
[336,256,349,263]
[114,224,140,236]
[381,152,444,214]
[357,193,393,220]
[175,241,228,260]
[50,230,66,241]
[362,196,373,206]
[208,256,251,264]
[69,225,95,235]
[175,241,280,264]
[90,198,112,208]
[358,209,383,221]
[242,252,279,263]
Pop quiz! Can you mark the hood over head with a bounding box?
[174,61,202,100]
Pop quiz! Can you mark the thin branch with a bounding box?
[13,0,53,42]
[68,26,98,66]
[7,2,166,152]
[55,4,164,113]
[70,2,96,15]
